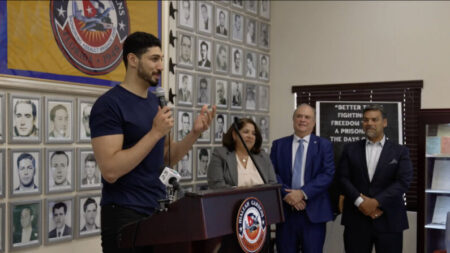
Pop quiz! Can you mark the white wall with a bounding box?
[270,1,450,252]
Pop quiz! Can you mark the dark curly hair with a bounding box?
[222,118,262,154]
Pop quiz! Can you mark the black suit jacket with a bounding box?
[338,139,413,233]
[48,225,72,238]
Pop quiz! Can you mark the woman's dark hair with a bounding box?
[222,118,262,154]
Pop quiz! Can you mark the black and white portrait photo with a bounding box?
[177,32,195,69]
[245,18,257,47]
[196,147,211,179]
[259,116,270,143]
[79,100,93,142]
[0,93,4,144]
[10,150,41,196]
[78,150,101,190]
[215,7,229,38]
[231,81,244,110]
[245,51,258,79]
[215,43,229,74]
[46,199,73,243]
[0,150,4,198]
[10,201,41,249]
[259,22,270,50]
[259,54,270,81]
[197,2,213,34]
[258,85,270,111]
[197,38,212,71]
[178,0,195,30]
[178,150,193,180]
[231,47,243,76]
[215,79,228,109]
[214,113,228,142]
[78,196,101,237]
[177,110,193,141]
[196,111,211,143]
[46,99,73,143]
[47,149,74,193]
[196,76,211,106]
[260,0,270,19]
[231,12,244,42]
[245,0,258,14]
[231,0,244,9]
[9,94,41,143]
[245,84,257,110]
[177,72,194,106]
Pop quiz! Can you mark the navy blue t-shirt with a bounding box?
[90,85,166,215]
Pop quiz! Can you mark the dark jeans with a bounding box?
[101,204,154,253]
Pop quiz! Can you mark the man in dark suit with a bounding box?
[338,104,413,253]
[270,104,335,253]
[13,206,39,244]
[48,202,72,239]
[198,41,211,68]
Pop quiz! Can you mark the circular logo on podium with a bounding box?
[236,197,267,253]
[50,0,129,75]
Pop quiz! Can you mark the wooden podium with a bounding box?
[118,184,284,252]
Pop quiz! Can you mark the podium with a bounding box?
[118,184,284,252]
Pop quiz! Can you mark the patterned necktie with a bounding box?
[292,139,304,189]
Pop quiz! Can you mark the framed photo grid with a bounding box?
[45,97,74,144]
[77,148,102,191]
[46,148,75,194]
[9,148,42,197]
[9,200,42,250]
[175,0,271,188]
[77,194,101,238]
[78,98,95,143]
[45,197,74,244]
[8,93,42,144]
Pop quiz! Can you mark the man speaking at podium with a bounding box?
[90,32,215,253]
[270,104,335,253]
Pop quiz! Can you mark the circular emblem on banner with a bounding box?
[50,0,130,75]
[236,197,267,253]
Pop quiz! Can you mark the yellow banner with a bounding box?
[7,1,159,85]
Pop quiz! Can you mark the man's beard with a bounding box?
[137,63,160,87]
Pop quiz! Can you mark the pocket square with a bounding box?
[389,159,398,165]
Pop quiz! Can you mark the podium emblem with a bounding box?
[236,197,267,253]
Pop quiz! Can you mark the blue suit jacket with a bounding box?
[338,139,413,232]
[270,134,335,223]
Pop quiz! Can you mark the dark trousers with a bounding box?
[344,226,403,253]
[275,211,326,253]
[101,204,154,253]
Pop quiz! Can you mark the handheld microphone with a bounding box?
[159,166,181,191]
[154,87,167,107]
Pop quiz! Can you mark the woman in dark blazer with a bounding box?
[207,118,276,189]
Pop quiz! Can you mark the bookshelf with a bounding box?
[418,109,450,253]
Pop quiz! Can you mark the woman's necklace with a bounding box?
[237,152,248,165]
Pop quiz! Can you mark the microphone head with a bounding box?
[155,87,165,97]
[233,116,240,125]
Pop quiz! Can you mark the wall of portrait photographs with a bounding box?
[0,89,101,251]
[173,0,271,191]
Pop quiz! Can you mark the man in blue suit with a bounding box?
[270,104,335,253]
[338,105,413,253]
